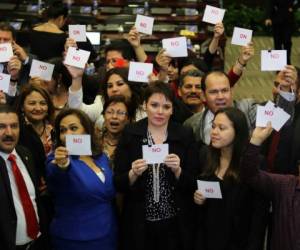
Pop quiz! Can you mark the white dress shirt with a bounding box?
[0,149,40,245]
[203,110,215,145]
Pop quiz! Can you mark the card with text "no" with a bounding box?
[231,27,253,46]
[66,134,92,156]
[29,59,55,81]
[142,144,169,164]
[135,14,154,35]
[197,180,222,199]
[64,47,91,69]
[202,5,226,25]
[128,61,153,83]
[0,72,11,93]
[69,25,87,42]
[0,43,13,63]
[162,37,188,57]
[256,101,291,131]
[261,50,287,71]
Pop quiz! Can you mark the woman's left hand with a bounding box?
[164,154,181,178]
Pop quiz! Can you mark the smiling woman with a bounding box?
[193,107,268,250]
[15,84,55,194]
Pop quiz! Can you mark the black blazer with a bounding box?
[0,145,47,250]
[114,118,199,250]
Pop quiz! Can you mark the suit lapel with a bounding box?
[0,156,17,214]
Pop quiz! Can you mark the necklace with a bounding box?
[104,135,118,147]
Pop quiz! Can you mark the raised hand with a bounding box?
[250,122,273,146]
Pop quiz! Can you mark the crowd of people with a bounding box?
[0,1,299,250]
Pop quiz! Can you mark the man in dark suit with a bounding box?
[0,105,48,250]
[265,0,299,64]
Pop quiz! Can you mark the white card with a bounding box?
[256,105,274,128]
[69,25,87,42]
[271,107,291,131]
[0,43,13,63]
[29,59,55,81]
[64,47,90,69]
[0,73,11,93]
[261,50,287,71]
[66,134,92,156]
[256,101,290,131]
[231,27,253,46]
[142,144,169,164]
[135,14,154,35]
[197,180,222,199]
[162,37,188,57]
[128,62,153,83]
[202,5,226,25]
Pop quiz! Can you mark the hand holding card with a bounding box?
[261,50,287,71]
[29,59,55,81]
[128,62,153,83]
[64,47,90,69]
[202,5,226,25]
[0,43,14,63]
[69,25,87,42]
[162,37,188,57]
[66,134,92,155]
[135,14,154,35]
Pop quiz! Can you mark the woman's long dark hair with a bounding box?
[54,108,102,157]
[201,107,249,181]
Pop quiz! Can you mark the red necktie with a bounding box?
[8,154,39,240]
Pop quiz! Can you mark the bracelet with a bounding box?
[237,58,247,67]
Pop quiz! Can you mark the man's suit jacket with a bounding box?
[0,145,47,250]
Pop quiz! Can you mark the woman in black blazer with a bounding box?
[114,82,198,250]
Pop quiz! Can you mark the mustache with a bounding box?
[187,94,201,99]
[2,136,15,142]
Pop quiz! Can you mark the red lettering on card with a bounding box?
[264,110,274,116]
[73,138,82,143]
[205,188,214,193]
[240,34,247,39]
[151,147,161,153]
[271,54,279,59]
[211,9,219,15]
[171,41,179,47]
[72,56,81,61]
[39,65,47,70]
[140,22,147,28]
[0,47,7,51]
[136,70,144,76]
[0,76,3,80]
[73,30,80,35]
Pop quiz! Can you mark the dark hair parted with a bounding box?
[102,67,143,114]
[201,107,249,181]
[0,22,16,40]
[179,69,205,88]
[54,108,102,156]
[43,1,68,19]
[144,81,174,104]
[201,71,231,92]
[104,39,136,61]
[15,84,55,124]
[102,95,135,122]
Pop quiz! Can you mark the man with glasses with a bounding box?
[184,69,296,145]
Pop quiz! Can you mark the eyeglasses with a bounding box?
[105,109,127,117]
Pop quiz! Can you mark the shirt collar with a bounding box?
[0,148,17,161]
